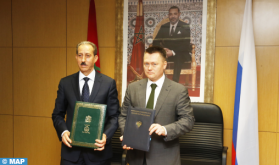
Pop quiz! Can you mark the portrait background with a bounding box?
[118,0,216,102]
[127,0,203,98]
[127,0,203,66]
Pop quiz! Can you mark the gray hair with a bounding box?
[76,41,97,55]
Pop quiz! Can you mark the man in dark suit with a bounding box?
[52,41,119,165]
[119,46,194,165]
[153,6,191,83]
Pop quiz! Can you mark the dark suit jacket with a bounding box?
[118,77,195,165]
[52,71,119,162]
[153,20,191,62]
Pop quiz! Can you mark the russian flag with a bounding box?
[232,0,259,165]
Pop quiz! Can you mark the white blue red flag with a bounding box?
[232,0,259,165]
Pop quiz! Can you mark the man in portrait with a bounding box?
[119,46,194,165]
[153,6,191,83]
[52,41,119,165]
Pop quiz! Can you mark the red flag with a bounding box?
[87,0,101,72]
[127,0,145,83]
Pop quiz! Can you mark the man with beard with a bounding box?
[153,6,191,83]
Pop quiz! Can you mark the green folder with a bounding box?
[70,101,107,149]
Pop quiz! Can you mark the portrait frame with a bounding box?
[114,0,216,103]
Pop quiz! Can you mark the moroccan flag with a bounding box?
[232,0,259,165]
[127,0,145,83]
[87,0,101,72]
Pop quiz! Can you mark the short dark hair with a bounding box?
[145,46,167,61]
[76,41,97,55]
[169,6,180,13]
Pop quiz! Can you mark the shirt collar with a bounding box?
[79,70,95,81]
[170,21,179,28]
[147,74,165,88]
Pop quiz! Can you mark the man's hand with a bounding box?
[149,123,166,136]
[119,136,133,150]
[94,133,107,151]
[164,48,173,57]
[62,131,72,148]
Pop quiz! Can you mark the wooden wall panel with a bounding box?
[276,133,279,165]
[278,82,279,133]
[223,129,232,165]
[12,0,66,47]
[95,0,116,48]
[67,0,89,47]
[0,115,13,157]
[99,48,115,79]
[14,116,61,165]
[253,0,279,46]
[0,0,12,47]
[256,47,279,132]
[214,47,239,129]
[216,0,245,47]
[67,48,79,76]
[0,48,13,115]
[259,132,276,165]
[13,48,66,117]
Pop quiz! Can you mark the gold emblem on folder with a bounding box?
[136,121,142,128]
[82,124,90,134]
[85,115,92,123]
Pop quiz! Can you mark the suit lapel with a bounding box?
[138,79,147,108]
[89,71,102,102]
[168,22,172,37]
[155,77,171,117]
[72,72,82,101]
[163,23,171,38]
[174,21,182,37]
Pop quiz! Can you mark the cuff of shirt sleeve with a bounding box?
[172,50,176,56]
[61,130,69,137]
[162,126,167,136]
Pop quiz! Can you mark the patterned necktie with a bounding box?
[82,77,90,102]
[146,84,157,109]
[170,26,175,36]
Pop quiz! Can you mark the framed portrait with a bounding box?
[115,0,216,103]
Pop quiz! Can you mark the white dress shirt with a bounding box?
[146,74,165,109]
[169,21,178,36]
[145,74,168,135]
[78,70,96,96]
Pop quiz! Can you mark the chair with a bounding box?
[180,102,228,165]
[111,129,126,165]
